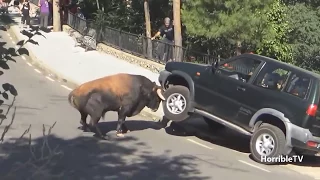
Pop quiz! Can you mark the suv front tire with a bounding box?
[250,123,286,165]
[162,85,191,122]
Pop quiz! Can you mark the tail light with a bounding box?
[306,104,318,116]
[306,141,318,148]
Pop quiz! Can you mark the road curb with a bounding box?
[7,24,164,122]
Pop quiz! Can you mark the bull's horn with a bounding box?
[156,88,165,101]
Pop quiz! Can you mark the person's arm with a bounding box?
[151,31,161,40]
[18,3,22,14]
[38,0,40,7]
[151,26,163,40]
[29,4,33,14]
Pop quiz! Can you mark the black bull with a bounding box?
[68,73,166,139]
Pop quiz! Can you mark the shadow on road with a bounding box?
[164,115,320,167]
[0,133,211,180]
[164,115,251,154]
[91,120,163,135]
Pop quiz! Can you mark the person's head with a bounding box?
[24,0,29,4]
[164,17,170,27]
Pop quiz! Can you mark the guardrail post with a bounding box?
[119,30,122,48]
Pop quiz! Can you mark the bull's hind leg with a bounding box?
[79,111,90,132]
[85,93,107,140]
[89,116,107,140]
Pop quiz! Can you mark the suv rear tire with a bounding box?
[250,123,286,165]
[162,85,191,122]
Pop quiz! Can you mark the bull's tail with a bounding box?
[68,90,77,109]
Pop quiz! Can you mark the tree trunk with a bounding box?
[236,40,241,56]
[96,0,100,10]
[144,0,152,59]
[173,0,182,62]
[53,0,61,32]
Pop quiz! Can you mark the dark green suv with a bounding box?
[158,54,320,164]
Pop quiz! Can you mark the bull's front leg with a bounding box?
[116,106,130,137]
[116,116,127,137]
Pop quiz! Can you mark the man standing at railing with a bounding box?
[38,0,49,30]
[151,17,175,62]
[76,6,84,19]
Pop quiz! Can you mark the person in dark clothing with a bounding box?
[19,0,31,31]
[151,17,175,61]
[151,17,174,41]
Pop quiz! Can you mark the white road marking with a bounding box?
[238,160,271,173]
[22,56,26,60]
[61,85,72,91]
[46,76,54,82]
[34,69,41,74]
[7,33,11,37]
[27,62,32,66]
[9,36,12,39]
[11,40,15,44]
[187,139,213,150]
[15,45,19,49]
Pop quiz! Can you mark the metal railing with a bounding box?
[66,11,220,64]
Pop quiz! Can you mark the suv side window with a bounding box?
[218,58,261,83]
[254,64,290,91]
[285,74,311,98]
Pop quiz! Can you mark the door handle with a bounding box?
[237,86,246,92]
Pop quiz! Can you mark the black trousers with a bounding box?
[21,14,30,25]
[159,38,174,62]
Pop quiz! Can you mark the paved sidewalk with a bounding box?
[8,14,164,119]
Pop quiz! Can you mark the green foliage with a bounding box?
[92,9,109,31]
[82,0,171,34]
[80,0,320,72]
[285,3,320,71]
[256,0,293,63]
[181,0,274,45]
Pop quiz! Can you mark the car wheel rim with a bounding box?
[166,93,187,115]
[255,133,275,156]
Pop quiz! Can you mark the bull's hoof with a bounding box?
[93,134,109,140]
[116,133,125,137]
[78,126,91,132]
[122,129,130,134]
[100,136,108,140]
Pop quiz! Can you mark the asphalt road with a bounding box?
[0,28,316,180]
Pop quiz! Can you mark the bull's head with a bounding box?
[147,83,166,112]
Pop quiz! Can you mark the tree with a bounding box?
[255,0,293,63]
[173,0,182,61]
[181,0,274,56]
[144,0,152,59]
[53,0,61,32]
[285,3,320,72]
